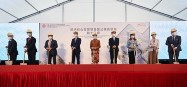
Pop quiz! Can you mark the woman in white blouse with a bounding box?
[148,32,159,64]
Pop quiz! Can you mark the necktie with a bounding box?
[173,36,175,42]
[113,37,115,42]
[174,37,175,41]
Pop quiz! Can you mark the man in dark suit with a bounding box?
[24,29,37,64]
[71,31,81,64]
[44,33,58,64]
[109,31,119,64]
[6,32,18,65]
[166,28,181,64]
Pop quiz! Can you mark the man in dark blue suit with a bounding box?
[24,29,37,64]
[109,31,119,64]
[6,32,18,65]
[44,33,58,64]
[166,28,182,64]
[71,31,81,64]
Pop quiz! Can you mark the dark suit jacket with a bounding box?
[109,37,119,52]
[44,39,58,56]
[26,37,37,53]
[71,37,81,52]
[8,39,18,55]
[166,35,182,52]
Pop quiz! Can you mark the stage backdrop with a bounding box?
[39,22,150,64]
[150,21,187,59]
[0,23,39,60]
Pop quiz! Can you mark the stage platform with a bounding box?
[0,64,187,87]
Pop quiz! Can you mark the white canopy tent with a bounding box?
[0,0,186,23]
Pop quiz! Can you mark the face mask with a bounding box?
[131,36,135,38]
[112,34,116,37]
[172,32,176,36]
[152,35,156,38]
[93,36,97,39]
[48,36,52,40]
[74,34,78,38]
[8,37,12,40]
[27,33,32,37]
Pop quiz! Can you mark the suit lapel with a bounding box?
[74,38,77,43]
[170,36,173,43]
[50,40,53,47]
[75,38,79,44]
[8,40,12,47]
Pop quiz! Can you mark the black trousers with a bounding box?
[128,51,135,64]
[48,53,56,64]
[110,50,118,64]
[168,50,179,64]
[72,51,80,64]
[28,51,36,64]
[10,53,17,65]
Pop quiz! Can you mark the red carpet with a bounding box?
[0,64,187,87]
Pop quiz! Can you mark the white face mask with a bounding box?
[93,36,97,39]
[8,37,13,40]
[172,32,177,36]
[27,33,32,37]
[48,36,53,40]
[152,35,156,38]
[112,34,116,37]
[131,36,135,38]
[74,34,78,38]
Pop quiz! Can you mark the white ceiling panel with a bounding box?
[126,4,175,22]
[95,2,126,22]
[96,0,118,3]
[0,0,36,18]
[124,0,132,2]
[0,10,16,22]
[27,0,57,11]
[175,9,187,20]
[132,0,160,8]
[63,0,93,3]
[153,0,187,15]
[0,0,186,22]
[57,0,70,3]
[18,6,63,23]
[64,2,93,22]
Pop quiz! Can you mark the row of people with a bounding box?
[6,29,37,65]
[148,28,181,64]
[5,28,181,64]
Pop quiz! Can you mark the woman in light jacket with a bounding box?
[148,32,159,64]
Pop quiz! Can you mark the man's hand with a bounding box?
[174,47,177,50]
[171,44,174,48]
[48,48,52,51]
[112,45,116,49]
[46,48,51,51]
[24,48,27,53]
[24,46,27,48]
[72,47,76,50]
[24,50,27,53]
